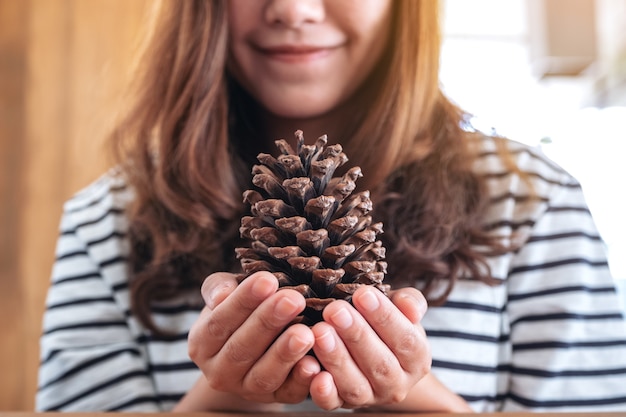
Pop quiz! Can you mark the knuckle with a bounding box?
[372,355,395,380]
[396,330,420,355]
[205,373,228,391]
[389,389,408,404]
[418,359,432,376]
[224,341,256,364]
[340,386,369,405]
[247,373,280,394]
[187,342,200,363]
[372,376,408,405]
[205,316,230,340]
[408,353,431,380]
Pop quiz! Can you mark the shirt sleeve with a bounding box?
[504,176,626,411]
[36,206,161,412]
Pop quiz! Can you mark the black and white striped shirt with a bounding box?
[37,136,626,412]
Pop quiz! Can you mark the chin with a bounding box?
[252,86,342,119]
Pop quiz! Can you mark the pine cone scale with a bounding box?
[236,130,389,325]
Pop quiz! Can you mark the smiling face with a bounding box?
[227,0,393,120]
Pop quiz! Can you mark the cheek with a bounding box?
[337,0,393,36]
[226,4,259,89]
[339,1,393,67]
[227,0,259,43]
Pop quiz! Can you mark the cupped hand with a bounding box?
[308,286,431,410]
[188,271,321,405]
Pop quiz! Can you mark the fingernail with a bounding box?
[319,380,333,396]
[402,292,427,318]
[288,334,310,354]
[330,306,353,329]
[274,296,299,320]
[251,274,275,299]
[301,362,318,378]
[208,281,235,309]
[358,288,380,312]
[416,295,428,318]
[316,330,336,352]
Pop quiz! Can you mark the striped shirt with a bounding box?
[36,136,626,412]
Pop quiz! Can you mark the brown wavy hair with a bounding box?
[111,0,511,335]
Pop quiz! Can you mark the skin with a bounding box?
[187,272,431,410]
[227,0,393,141]
[183,273,471,412]
[179,0,474,412]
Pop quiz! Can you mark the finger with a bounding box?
[310,371,344,411]
[210,288,306,387]
[274,353,321,404]
[188,305,215,365]
[352,287,430,378]
[389,287,428,323]
[321,299,401,403]
[201,272,279,359]
[200,272,239,310]
[243,323,314,395]
[311,319,373,406]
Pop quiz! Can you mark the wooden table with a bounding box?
[2,413,625,417]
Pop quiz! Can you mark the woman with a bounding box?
[37,0,626,413]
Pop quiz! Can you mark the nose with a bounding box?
[264,0,325,28]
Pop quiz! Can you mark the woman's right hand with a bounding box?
[187,271,321,407]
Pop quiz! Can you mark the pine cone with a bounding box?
[236,130,390,325]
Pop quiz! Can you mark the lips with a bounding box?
[255,44,339,63]
[261,45,331,53]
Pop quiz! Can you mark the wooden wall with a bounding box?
[0,0,148,410]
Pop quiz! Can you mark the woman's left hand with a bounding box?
[308,286,431,410]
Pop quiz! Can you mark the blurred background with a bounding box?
[1,0,625,411]
[440,0,626,308]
